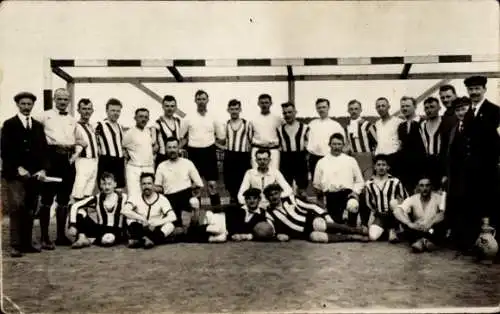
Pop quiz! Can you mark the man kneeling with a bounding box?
[393,176,446,253]
[68,172,138,248]
[125,173,177,249]
[257,184,369,242]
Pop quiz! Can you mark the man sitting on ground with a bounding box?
[257,184,369,243]
[125,172,177,249]
[393,176,446,253]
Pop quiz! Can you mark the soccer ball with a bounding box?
[346,199,359,213]
[101,233,116,246]
[189,197,200,210]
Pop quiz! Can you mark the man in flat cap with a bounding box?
[1,92,49,257]
[458,76,500,256]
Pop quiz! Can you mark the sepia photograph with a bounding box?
[0,0,499,313]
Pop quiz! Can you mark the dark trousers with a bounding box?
[98,156,125,188]
[165,188,192,227]
[280,151,309,190]
[325,189,353,224]
[75,214,122,245]
[40,146,76,241]
[308,153,323,180]
[223,151,251,202]
[2,178,39,249]
[404,222,446,245]
[128,222,168,244]
[424,155,442,190]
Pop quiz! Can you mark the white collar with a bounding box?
[405,115,420,123]
[17,113,30,121]
[473,98,486,115]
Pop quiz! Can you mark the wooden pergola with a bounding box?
[44,54,500,117]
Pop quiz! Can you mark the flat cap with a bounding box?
[243,188,262,198]
[464,76,487,87]
[451,96,472,109]
[14,92,36,103]
[263,183,283,196]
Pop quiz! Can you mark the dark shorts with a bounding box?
[280,151,309,189]
[75,214,124,245]
[325,189,353,223]
[98,156,125,188]
[41,147,76,206]
[308,153,323,179]
[165,188,192,226]
[372,212,397,230]
[187,145,219,181]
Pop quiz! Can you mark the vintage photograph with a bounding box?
[0,0,499,313]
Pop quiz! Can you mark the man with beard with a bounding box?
[96,98,126,191]
[122,108,156,199]
[70,99,99,203]
[249,94,283,170]
[154,95,184,169]
[125,173,177,249]
[154,137,204,229]
[182,90,225,206]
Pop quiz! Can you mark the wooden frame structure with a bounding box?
[44,54,500,117]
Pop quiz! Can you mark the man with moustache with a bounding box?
[154,95,184,169]
[96,98,126,191]
[182,90,225,206]
[249,94,283,170]
[70,99,99,203]
[1,92,49,257]
[122,108,156,199]
[37,88,77,248]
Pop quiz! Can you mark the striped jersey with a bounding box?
[155,116,182,155]
[75,122,99,159]
[265,196,327,238]
[420,118,442,156]
[225,119,252,152]
[364,175,408,214]
[346,119,377,153]
[69,192,131,228]
[95,119,124,158]
[276,121,309,152]
[130,193,176,224]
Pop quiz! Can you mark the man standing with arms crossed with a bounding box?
[37,88,77,248]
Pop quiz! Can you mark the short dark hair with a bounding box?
[106,98,122,110]
[329,132,345,144]
[100,172,116,182]
[400,96,416,106]
[162,95,176,103]
[258,94,272,102]
[281,101,295,109]
[195,90,208,98]
[140,172,155,182]
[347,99,361,107]
[255,148,271,158]
[14,92,36,103]
[263,183,283,197]
[376,97,389,104]
[451,96,472,109]
[135,108,149,116]
[439,84,456,94]
[165,137,179,145]
[423,97,439,105]
[373,154,390,164]
[243,188,262,198]
[316,98,330,107]
[77,98,92,110]
[228,99,241,108]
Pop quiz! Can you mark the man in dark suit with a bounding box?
[1,92,49,257]
[397,96,426,193]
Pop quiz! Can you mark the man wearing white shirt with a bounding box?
[307,98,346,179]
[123,108,155,199]
[37,88,77,248]
[155,137,204,228]
[249,94,283,170]
[183,90,224,206]
[374,97,404,177]
[313,133,364,226]
[238,148,293,208]
[69,99,99,203]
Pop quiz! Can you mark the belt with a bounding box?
[252,144,279,149]
[49,145,74,154]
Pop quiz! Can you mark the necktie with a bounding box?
[26,117,30,131]
[407,121,411,134]
[458,121,463,133]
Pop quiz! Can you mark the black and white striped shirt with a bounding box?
[95,119,124,158]
[365,175,408,214]
[276,121,309,152]
[225,119,252,152]
[346,119,377,153]
[420,118,442,156]
[155,116,182,155]
[69,192,131,228]
[75,122,99,159]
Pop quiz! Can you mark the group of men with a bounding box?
[1,75,499,262]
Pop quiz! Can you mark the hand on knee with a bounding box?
[368,224,384,241]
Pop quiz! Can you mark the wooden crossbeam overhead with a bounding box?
[52,67,74,83]
[167,66,184,82]
[400,64,412,79]
[130,82,186,117]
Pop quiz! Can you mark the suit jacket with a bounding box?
[397,119,426,163]
[1,115,49,180]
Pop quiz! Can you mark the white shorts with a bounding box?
[71,158,98,199]
[250,147,280,170]
[126,164,155,199]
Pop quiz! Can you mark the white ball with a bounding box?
[312,217,327,232]
[346,199,359,213]
[101,233,116,245]
[189,197,200,209]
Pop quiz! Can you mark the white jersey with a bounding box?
[131,193,176,224]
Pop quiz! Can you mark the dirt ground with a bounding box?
[2,220,499,314]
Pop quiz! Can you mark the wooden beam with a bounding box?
[167,66,184,82]
[287,65,295,103]
[129,82,186,117]
[67,81,76,116]
[400,64,412,79]
[52,67,74,83]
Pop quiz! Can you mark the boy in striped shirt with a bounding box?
[365,154,408,242]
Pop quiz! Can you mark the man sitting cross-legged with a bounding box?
[257,184,369,243]
[365,154,408,243]
[68,172,141,248]
[125,172,177,249]
[393,176,446,253]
